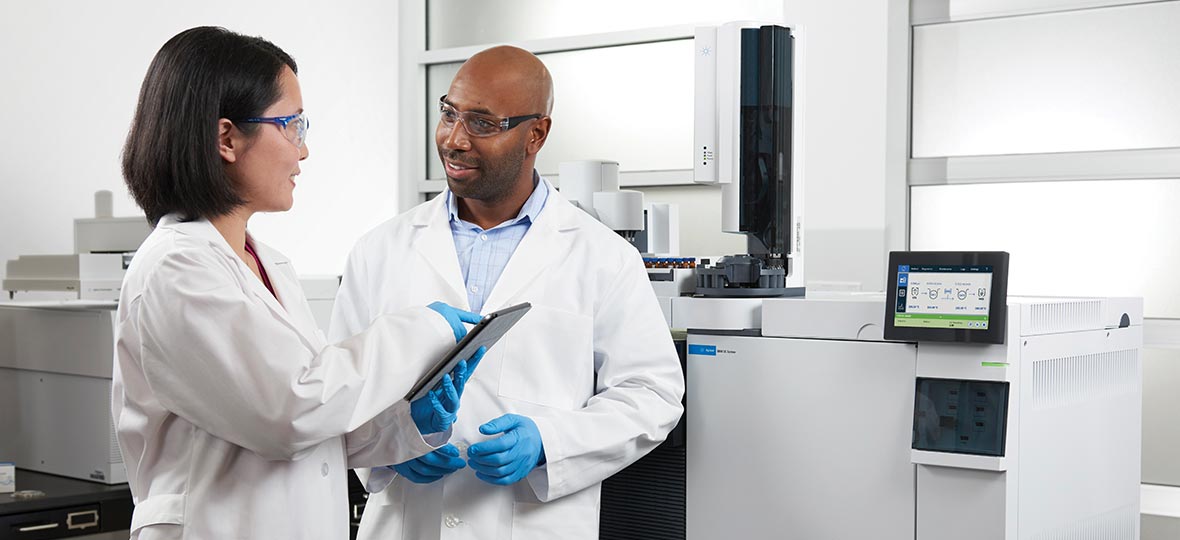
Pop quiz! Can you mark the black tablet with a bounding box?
[406,302,532,402]
[883,251,1009,345]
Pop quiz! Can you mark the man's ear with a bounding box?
[525,117,551,155]
[218,118,238,163]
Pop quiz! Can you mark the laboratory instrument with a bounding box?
[559,160,644,243]
[3,192,151,301]
[0,302,126,484]
[687,251,1142,539]
[692,22,804,298]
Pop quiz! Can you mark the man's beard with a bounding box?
[442,148,527,204]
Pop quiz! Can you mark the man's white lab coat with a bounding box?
[331,180,685,540]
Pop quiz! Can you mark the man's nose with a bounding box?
[441,122,472,151]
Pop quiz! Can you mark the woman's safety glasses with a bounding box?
[241,112,310,149]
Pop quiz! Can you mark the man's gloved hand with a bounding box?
[427,301,483,342]
[466,414,546,485]
[390,443,466,484]
[409,347,486,435]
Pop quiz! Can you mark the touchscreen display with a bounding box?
[894,264,993,330]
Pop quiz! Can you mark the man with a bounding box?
[328,46,684,539]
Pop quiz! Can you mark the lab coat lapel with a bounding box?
[481,187,580,313]
[248,237,324,348]
[157,217,319,350]
[411,195,470,309]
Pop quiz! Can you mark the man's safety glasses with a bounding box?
[438,95,542,138]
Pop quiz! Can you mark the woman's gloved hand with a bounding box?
[390,443,466,484]
[409,347,486,434]
[427,301,482,342]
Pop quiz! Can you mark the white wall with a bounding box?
[0,0,401,279]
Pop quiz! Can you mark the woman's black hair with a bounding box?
[122,26,297,226]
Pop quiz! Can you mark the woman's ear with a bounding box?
[218,119,238,163]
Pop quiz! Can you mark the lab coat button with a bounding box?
[321,462,329,477]
[444,514,462,528]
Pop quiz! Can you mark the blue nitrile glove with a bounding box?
[466,414,546,485]
[409,347,486,434]
[390,443,466,484]
[427,301,483,342]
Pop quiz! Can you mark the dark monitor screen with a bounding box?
[884,252,1009,344]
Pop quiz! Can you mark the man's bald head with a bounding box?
[436,45,554,212]
[452,45,553,115]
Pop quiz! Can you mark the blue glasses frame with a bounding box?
[240,112,309,148]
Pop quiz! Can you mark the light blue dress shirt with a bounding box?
[446,173,549,313]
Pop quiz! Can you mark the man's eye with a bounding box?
[473,117,496,130]
[441,109,458,121]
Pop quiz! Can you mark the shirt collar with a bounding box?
[446,170,549,230]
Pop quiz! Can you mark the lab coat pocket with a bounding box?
[129,493,185,537]
[497,306,594,410]
[355,486,406,540]
[511,500,596,539]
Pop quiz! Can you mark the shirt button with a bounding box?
[321,462,329,477]
[444,514,462,528]
[480,234,488,241]
[470,285,478,293]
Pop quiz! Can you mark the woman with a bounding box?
[114,26,480,539]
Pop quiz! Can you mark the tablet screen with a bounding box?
[406,302,532,402]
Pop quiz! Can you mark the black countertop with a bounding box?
[0,470,130,515]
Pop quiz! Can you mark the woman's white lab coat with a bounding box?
[111,215,455,540]
[330,179,686,540]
